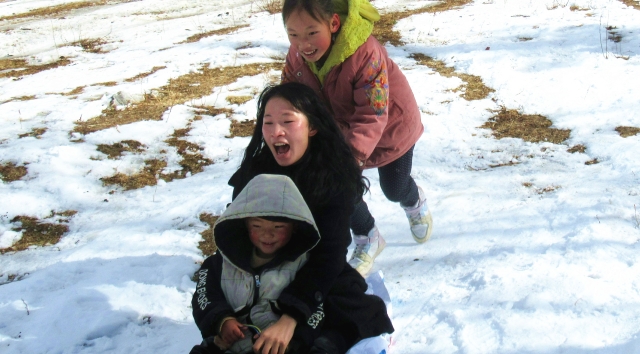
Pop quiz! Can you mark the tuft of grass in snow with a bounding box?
[570,4,591,11]
[0,212,76,254]
[193,106,234,118]
[179,25,250,44]
[373,0,473,46]
[0,273,28,286]
[74,62,282,135]
[100,118,213,190]
[585,158,599,165]
[0,57,72,80]
[63,86,85,96]
[253,0,282,14]
[70,38,108,54]
[92,81,118,87]
[198,213,219,256]
[96,140,146,159]
[18,127,47,139]
[226,95,253,105]
[6,95,37,102]
[0,162,28,182]
[227,120,256,138]
[480,106,571,144]
[0,0,138,22]
[567,144,586,153]
[124,66,167,83]
[615,126,640,138]
[410,53,495,101]
[618,0,640,10]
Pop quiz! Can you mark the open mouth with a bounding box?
[274,143,290,155]
[303,49,317,56]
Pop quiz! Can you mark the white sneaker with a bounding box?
[348,226,386,276]
[402,186,433,243]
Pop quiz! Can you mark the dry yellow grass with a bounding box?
[411,53,494,101]
[228,119,256,138]
[96,140,146,159]
[74,62,282,135]
[615,126,640,137]
[0,162,28,182]
[619,0,640,10]
[0,57,72,79]
[480,107,571,144]
[567,144,586,153]
[71,38,108,54]
[124,66,167,83]
[373,0,473,46]
[198,213,219,256]
[179,25,250,44]
[18,127,47,139]
[226,95,253,105]
[0,0,137,21]
[0,212,76,254]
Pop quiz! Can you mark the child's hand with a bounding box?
[252,314,296,354]
[219,318,246,345]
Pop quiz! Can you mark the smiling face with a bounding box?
[262,96,317,166]
[246,217,294,258]
[285,9,340,65]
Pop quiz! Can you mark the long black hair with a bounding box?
[282,0,334,23]
[235,82,367,207]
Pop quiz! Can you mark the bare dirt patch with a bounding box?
[373,0,473,46]
[18,127,47,139]
[0,211,76,254]
[0,162,28,182]
[179,24,249,44]
[0,0,138,22]
[74,62,282,135]
[615,126,640,138]
[198,213,219,256]
[96,140,146,159]
[480,107,571,144]
[410,53,494,101]
[124,66,167,82]
[0,57,72,80]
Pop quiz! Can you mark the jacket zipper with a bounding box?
[253,274,261,307]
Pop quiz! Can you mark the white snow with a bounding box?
[1,0,640,353]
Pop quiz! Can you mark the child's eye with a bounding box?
[288,33,297,37]
[309,31,318,36]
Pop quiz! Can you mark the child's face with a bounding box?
[262,96,317,166]
[285,9,340,64]
[246,217,294,258]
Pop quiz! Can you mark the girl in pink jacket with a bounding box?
[281,0,433,276]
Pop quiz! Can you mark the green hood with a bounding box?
[309,0,380,84]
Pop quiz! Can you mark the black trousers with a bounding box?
[350,145,419,236]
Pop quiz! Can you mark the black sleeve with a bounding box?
[277,192,353,324]
[191,254,235,339]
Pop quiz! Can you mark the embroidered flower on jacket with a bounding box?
[364,59,389,116]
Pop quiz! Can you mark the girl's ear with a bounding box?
[309,128,318,137]
[330,13,341,33]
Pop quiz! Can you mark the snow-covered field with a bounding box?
[1,0,640,353]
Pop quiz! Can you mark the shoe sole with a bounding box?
[355,237,387,276]
[412,211,433,244]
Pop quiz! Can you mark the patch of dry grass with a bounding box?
[0,0,137,22]
[92,81,118,87]
[0,57,72,80]
[198,213,219,256]
[570,4,590,11]
[193,106,233,118]
[585,158,599,165]
[100,120,213,190]
[0,211,76,254]
[615,126,640,137]
[0,162,28,182]
[71,38,108,54]
[226,95,253,105]
[227,119,256,138]
[124,66,167,82]
[74,62,282,135]
[96,140,146,159]
[254,0,282,14]
[567,144,586,153]
[18,127,47,139]
[480,107,571,144]
[618,0,640,10]
[179,24,250,44]
[63,86,85,96]
[373,0,473,46]
[410,53,494,100]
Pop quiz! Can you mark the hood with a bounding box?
[214,174,320,269]
[309,0,380,84]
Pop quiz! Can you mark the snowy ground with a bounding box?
[1,0,640,353]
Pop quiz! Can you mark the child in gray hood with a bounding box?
[190,174,393,354]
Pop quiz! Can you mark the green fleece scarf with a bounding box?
[308,0,380,85]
